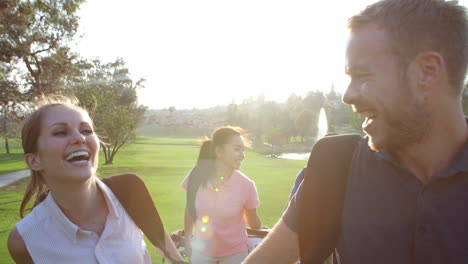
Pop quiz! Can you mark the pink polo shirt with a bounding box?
[181,170,259,258]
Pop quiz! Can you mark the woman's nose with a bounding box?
[71,130,86,144]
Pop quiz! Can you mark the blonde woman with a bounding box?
[7,96,183,264]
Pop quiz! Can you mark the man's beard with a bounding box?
[368,80,432,153]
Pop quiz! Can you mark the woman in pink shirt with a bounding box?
[182,126,262,264]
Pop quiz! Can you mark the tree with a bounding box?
[295,109,316,143]
[225,102,239,126]
[265,125,289,145]
[70,58,147,165]
[0,0,84,96]
[168,106,176,114]
[285,93,304,140]
[303,90,325,113]
[0,61,27,153]
[244,94,268,143]
[325,88,350,132]
[0,0,83,153]
[0,84,17,154]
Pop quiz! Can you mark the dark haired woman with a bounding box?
[7,96,183,264]
[182,126,261,264]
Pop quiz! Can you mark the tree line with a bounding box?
[223,89,362,146]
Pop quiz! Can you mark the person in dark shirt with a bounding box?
[288,132,339,200]
[244,0,468,263]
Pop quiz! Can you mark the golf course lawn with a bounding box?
[0,136,306,263]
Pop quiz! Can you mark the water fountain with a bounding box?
[275,107,329,161]
[316,107,329,139]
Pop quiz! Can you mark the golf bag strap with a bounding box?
[298,134,362,264]
[102,174,189,264]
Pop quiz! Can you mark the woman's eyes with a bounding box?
[52,128,94,136]
[81,129,94,135]
[53,131,67,136]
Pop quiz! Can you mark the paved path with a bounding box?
[0,169,30,188]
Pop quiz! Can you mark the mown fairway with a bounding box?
[0,138,27,176]
[0,136,305,263]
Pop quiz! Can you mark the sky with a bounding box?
[73,0,468,110]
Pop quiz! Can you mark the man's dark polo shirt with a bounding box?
[283,133,468,264]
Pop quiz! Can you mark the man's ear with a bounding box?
[415,51,444,90]
[25,153,42,171]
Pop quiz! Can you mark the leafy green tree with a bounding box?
[301,90,325,137]
[0,0,83,96]
[225,102,239,125]
[0,0,82,152]
[265,125,288,145]
[303,90,325,113]
[295,109,316,143]
[244,94,268,143]
[168,106,176,114]
[70,58,147,165]
[284,94,304,141]
[0,61,27,153]
[325,88,351,133]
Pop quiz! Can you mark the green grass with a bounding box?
[0,153,27,175]
[137,124,212,138]
[0,137,305,263]
[132,136,201,146]
[0,138,26,175]
[0,138,23,154]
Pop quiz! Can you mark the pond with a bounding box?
[274,152,310,161]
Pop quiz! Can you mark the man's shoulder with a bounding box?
[316,134,371,166]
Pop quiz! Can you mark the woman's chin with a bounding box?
[67,169,96,182]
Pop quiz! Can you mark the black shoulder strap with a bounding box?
[298,134,362,264]
[102,174,188,264]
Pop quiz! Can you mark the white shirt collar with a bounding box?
[42,178,121,244]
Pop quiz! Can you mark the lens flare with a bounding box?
[202,216,209,223]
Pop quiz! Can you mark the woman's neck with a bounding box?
[214,161,233,178]
[210,162,233,187]
[50,177,109,235]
